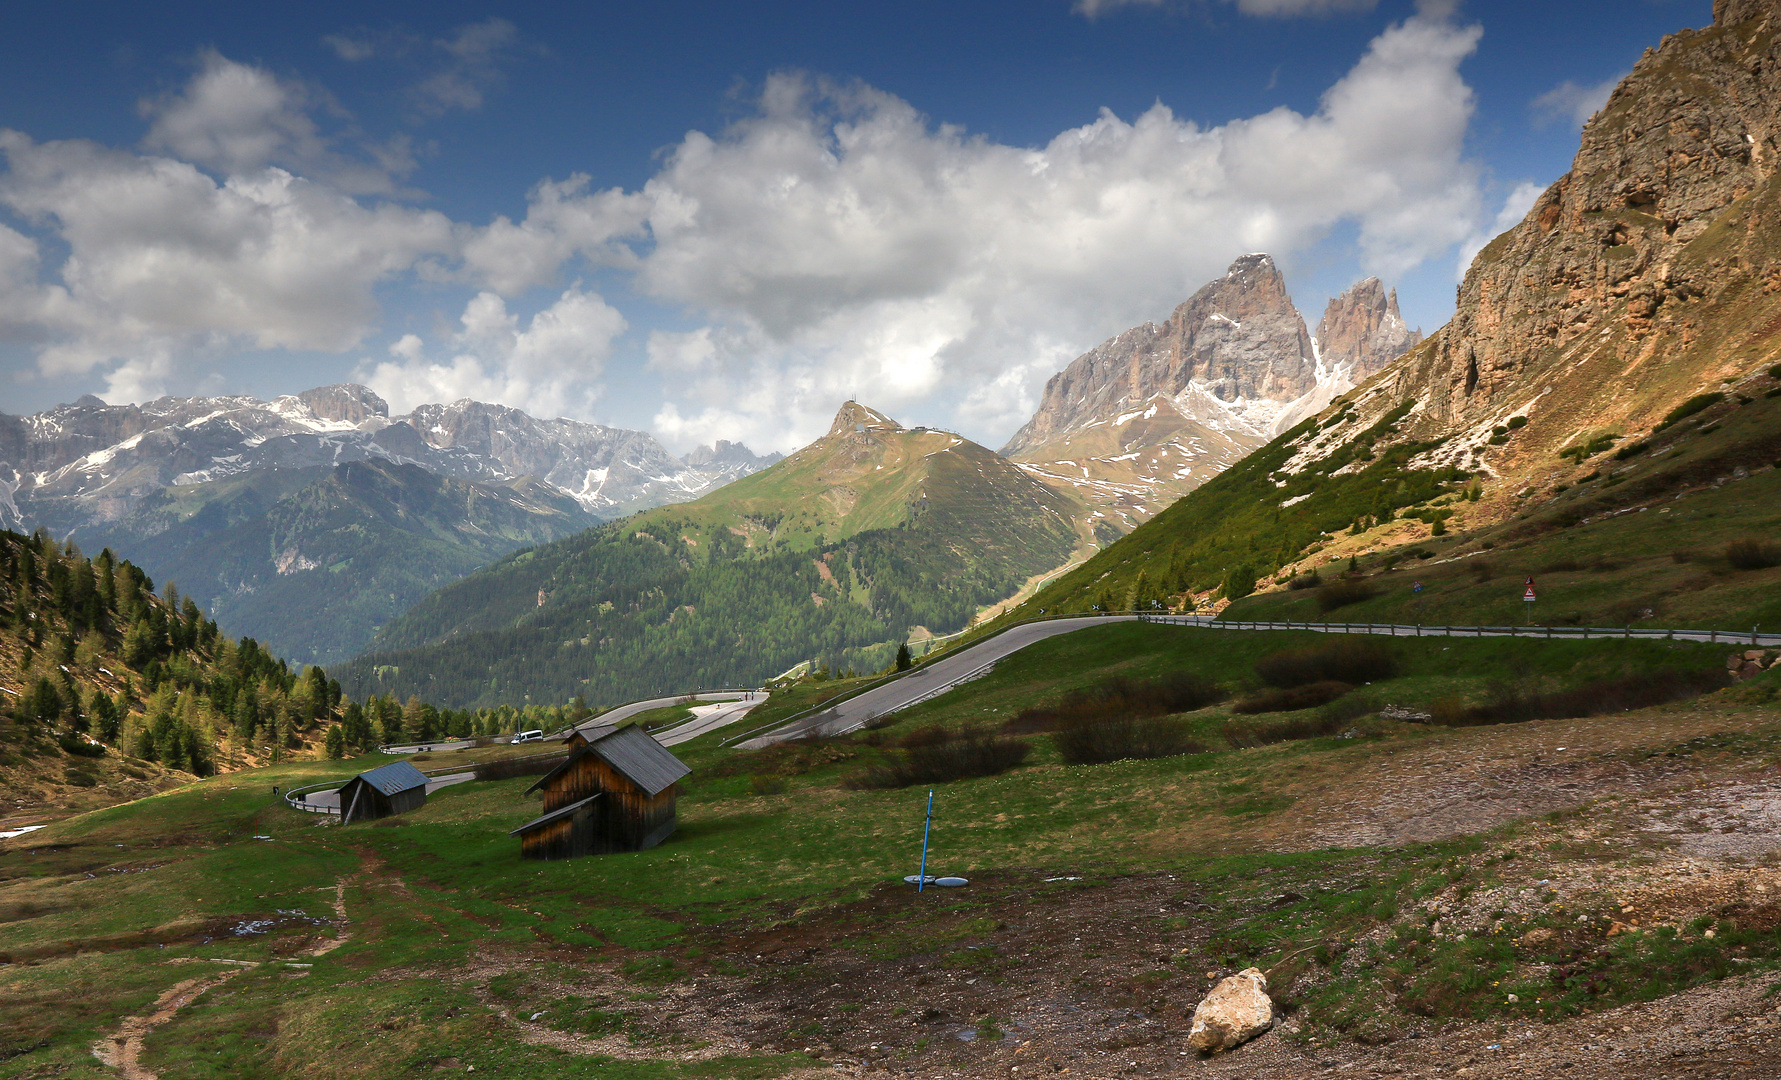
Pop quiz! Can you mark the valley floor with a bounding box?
[4,625,1781,1079]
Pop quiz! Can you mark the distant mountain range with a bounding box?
[1003,255,1420,533]
[0,386,777,664]
[342,402,1082,708]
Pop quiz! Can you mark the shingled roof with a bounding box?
[527,725,690,798]
[349,760,430,796]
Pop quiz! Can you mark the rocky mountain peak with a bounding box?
[827,401,902,437]
[1001,253,1316,457]
[1313,278,1423,382]
[297,384,389,425]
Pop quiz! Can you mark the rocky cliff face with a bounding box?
[1004,254,1317,456]
[1314,278,1422,382]
[1302,0,1781,490]
[1001,255,1419,533]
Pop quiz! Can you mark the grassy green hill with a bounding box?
[341,403,1084,709]
[8,620,1780,1077]
[78,459,598,666]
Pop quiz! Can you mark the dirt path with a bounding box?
[88,873,354,1078]
[90,971,247,1080]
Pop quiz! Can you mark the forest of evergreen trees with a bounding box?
[0,529,563,774]
[345,506,1073,709]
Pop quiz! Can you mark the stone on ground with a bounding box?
[1187,966,1276,1053]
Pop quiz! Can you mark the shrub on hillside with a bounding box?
[843,733,1030,789]
[1255,639,1397,688]
[747,774,788,796]
[1231,680,1354,715]
[1436,669,1729,727]
[1317,580,1378,611]
[898,723,954,748]
[1053,715,1207,765]
[1725,539,1781,571]
[1287,571,1324,591]
[1655,392,1725,430]
[1004,673,1225,734]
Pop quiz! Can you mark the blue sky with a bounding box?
[0,0,1711,452]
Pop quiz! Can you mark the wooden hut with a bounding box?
[338,760,429,824]
[512,725,690,859]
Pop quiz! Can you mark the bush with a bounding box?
[1053,715,1208,765]
[1656,392,1724,430]
[1725,540,1781,571]
[1317,580,1379,611]
[843,734,1030,789]
[1614,440,1651,460]
[1232,680,1353,715]
[898,723,954,748]
[1436,669,1729,727]
[1255,639,1397,688]
[747,774,788,796]
[1506,416,1528,430]
[1287,571,1324,591]
[58,734,106,758]
[1004,673,1225,734]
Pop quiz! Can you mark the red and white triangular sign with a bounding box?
[1523,584,1537,601]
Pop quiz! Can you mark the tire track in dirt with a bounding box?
[90,971,247,1080]
[89,872,355,1078]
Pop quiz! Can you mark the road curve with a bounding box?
[734,616,1136,747]
[734,613,1779,748]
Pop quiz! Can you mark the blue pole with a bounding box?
[917,789,934,892]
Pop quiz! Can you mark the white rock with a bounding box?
[1187,967,1276,1053]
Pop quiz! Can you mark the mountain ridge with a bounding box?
[343,402,1084,707]
[1000,256,1422,533]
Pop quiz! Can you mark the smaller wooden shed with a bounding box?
[339,760,430,824]
[512,725,690,859]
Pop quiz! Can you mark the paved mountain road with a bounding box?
[734,614,1780,748]
[733,616,1134,748]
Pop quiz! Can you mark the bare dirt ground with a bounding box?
[443,703,1781,1079]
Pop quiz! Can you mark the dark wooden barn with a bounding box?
[338,760,430,824]
[512,725,690,859]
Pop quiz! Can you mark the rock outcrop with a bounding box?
[1004,254,1316,457]
[1001,257,1420,533]
[1310,0,1781,490]
[1314,278,1422,383]
[1186,967,1276,1053]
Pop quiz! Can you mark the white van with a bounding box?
[513,729,544,744]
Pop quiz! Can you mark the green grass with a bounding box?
[3,624,1774,1075]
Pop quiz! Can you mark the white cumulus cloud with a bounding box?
[627,4,1482,451]
[361,286,627,418]
[0,129,457,400]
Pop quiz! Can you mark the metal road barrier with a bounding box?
[722,611,1780,747]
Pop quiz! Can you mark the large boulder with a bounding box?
[1187,967,1276,1053]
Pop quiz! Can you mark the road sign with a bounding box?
[1413,581,1424,594]
[1523,585,1537,602]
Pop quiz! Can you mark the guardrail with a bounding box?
[720,610,1778,747]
